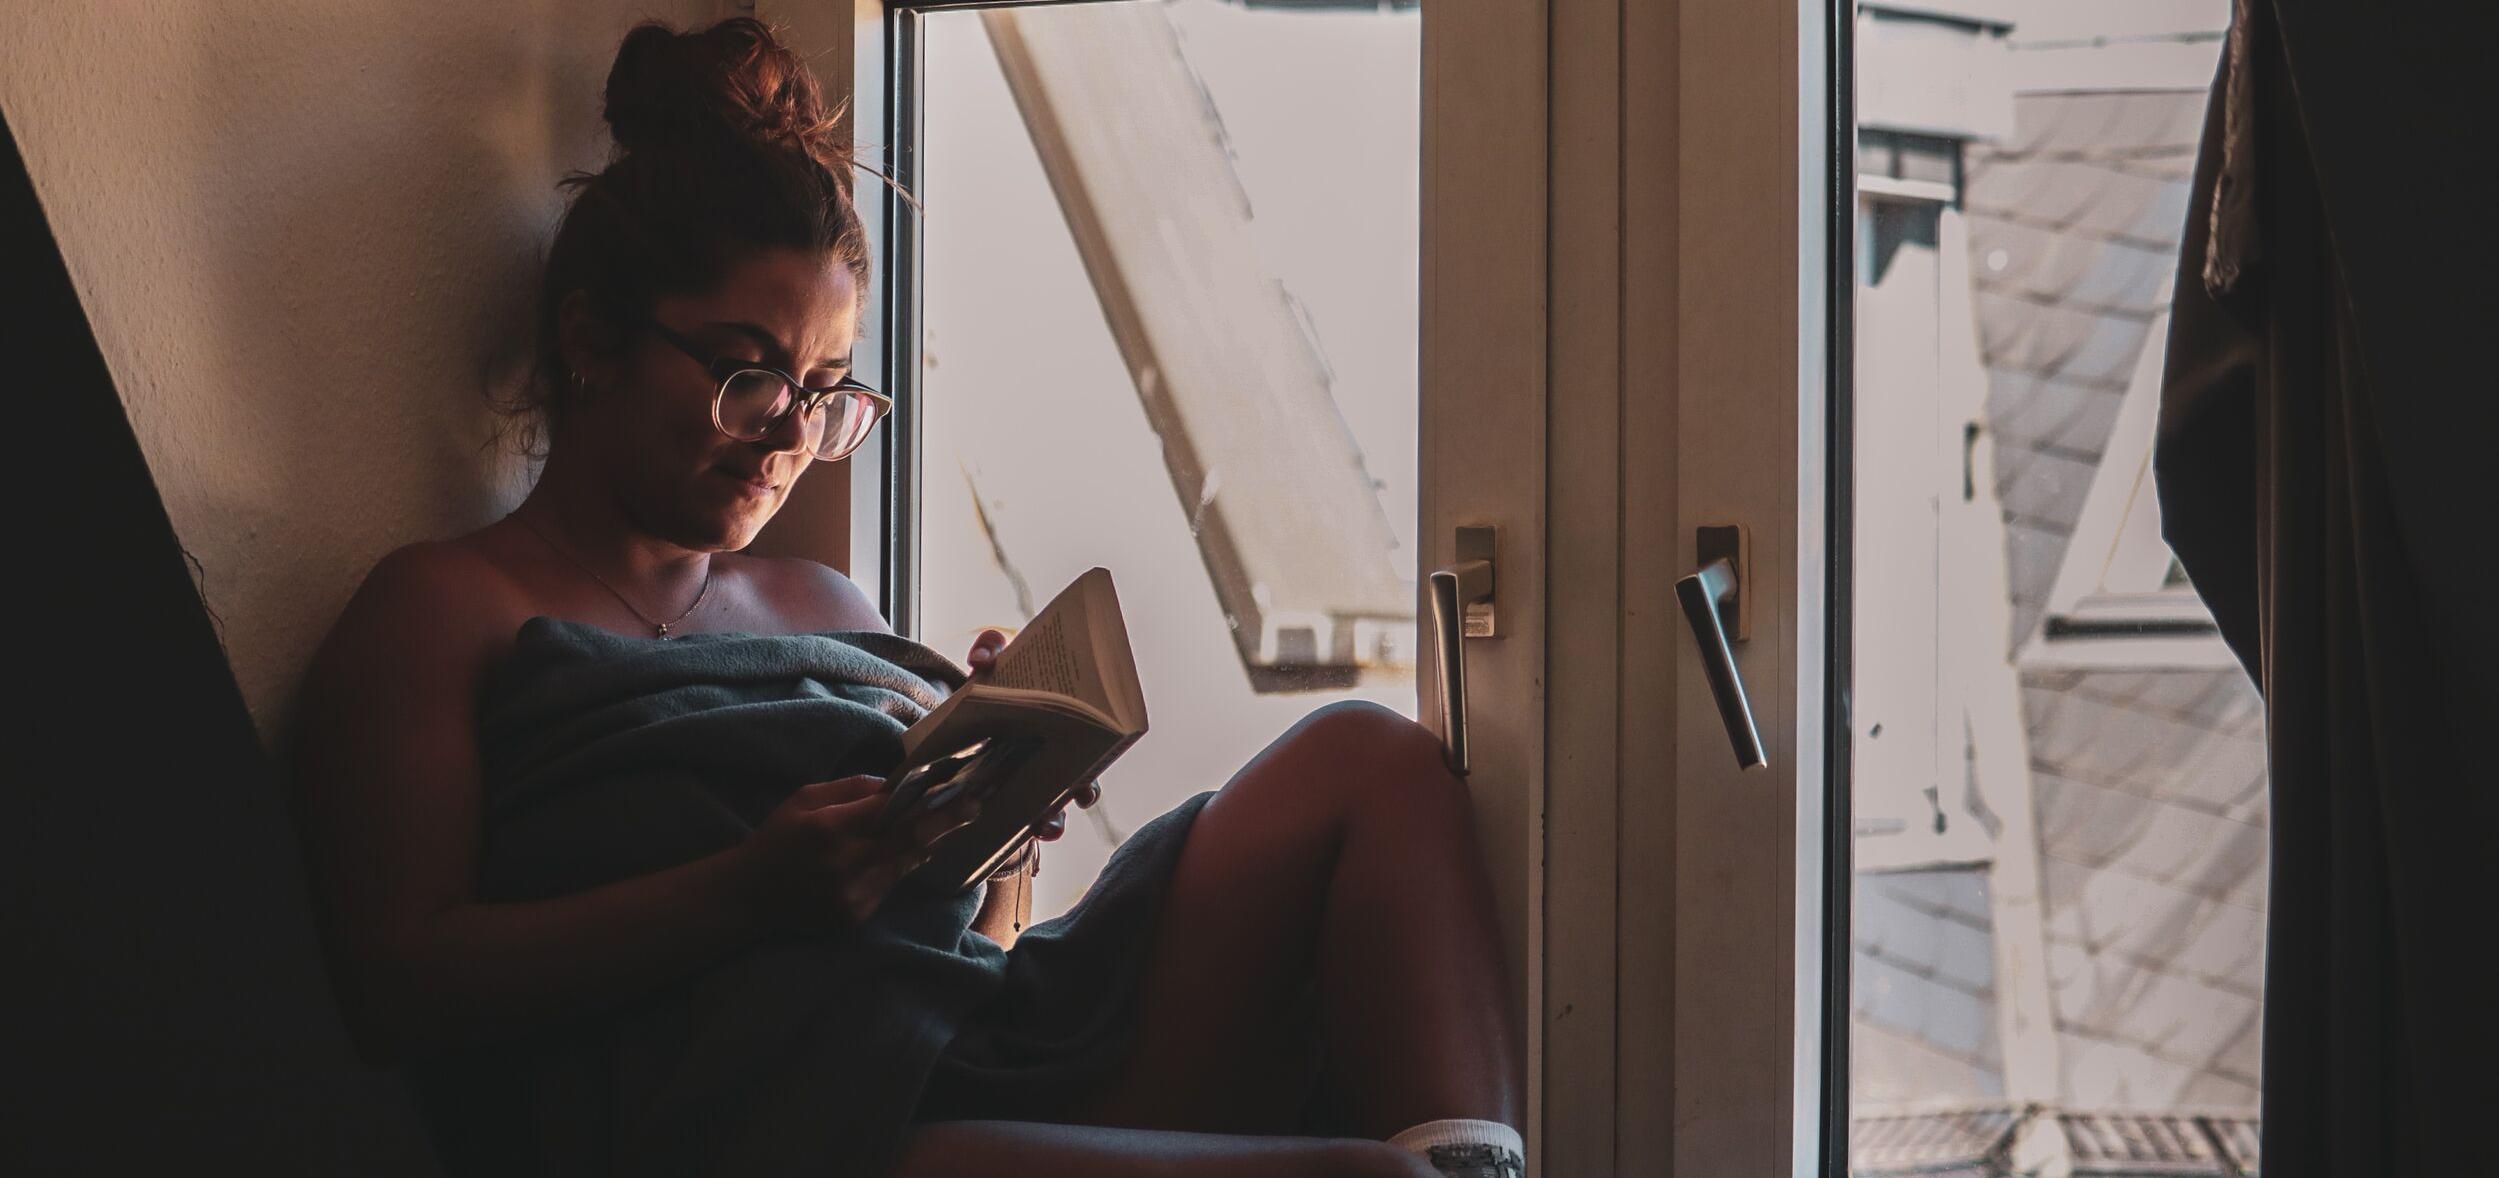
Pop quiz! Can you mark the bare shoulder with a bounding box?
[359,538,525,631]
[289,537,529,822]
[735,554,891,634]
[308,539,527,696]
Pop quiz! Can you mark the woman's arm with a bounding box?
[295,547,977,1067]
[336,835,778,1065]
[290,545,775,1066]
[969,848,1035,949]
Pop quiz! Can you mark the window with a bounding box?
[885,0,1422,918]
[1846,4,2264,1173]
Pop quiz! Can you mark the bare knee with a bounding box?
[1215,701,1469,840]
[1287,701,1470,813]
[1293,701,1451,779]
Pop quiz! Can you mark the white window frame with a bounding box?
[844,0,1564,1166]
[826,2,1850,1174]
[1606,0,1842,1172]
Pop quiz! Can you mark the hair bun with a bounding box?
[602,18,848,173]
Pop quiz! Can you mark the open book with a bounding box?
[883,567,1149,893]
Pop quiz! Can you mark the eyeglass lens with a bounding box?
[715,370,880,460]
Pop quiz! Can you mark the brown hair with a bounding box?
[514,17,871,441]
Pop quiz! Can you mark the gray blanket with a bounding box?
[410,617,1209,1178]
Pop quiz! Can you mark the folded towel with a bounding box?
[411,617,1208,1178]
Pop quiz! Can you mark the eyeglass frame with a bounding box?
[640,317,893,462]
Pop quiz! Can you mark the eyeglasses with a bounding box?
[642,318,892,462]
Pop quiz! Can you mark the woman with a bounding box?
[290,18,1518,1178]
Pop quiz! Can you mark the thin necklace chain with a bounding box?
[512,512,713,639]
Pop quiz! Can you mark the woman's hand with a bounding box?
[965,628,1009,677]
[1029,779,1102,844]
[963,629,1100,848]
[742,774,983,930]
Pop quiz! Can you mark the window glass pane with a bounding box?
[916,0,1419,919]
[1847,5,2262,1175]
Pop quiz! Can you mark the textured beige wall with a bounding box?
[1,1,721,744]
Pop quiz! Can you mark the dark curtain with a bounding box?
[5,112,435,1172]
[2156,4,2499,1175]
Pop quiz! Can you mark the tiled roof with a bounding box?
[1967,85,2268,1114]
[1851,1105,2263,1177]
[2058,1108,2261,1176]
[1854,81,2270,1122]
[1854,867,2007,1105]
[1965,90,2207,646]
[2026,668,2265,1109]
[1974,86,2266,1113]
[1851,1104,2027,1178]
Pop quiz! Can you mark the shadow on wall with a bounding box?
[11,101,442,1176]
[5,1,709,747]
[0,3,711,1172]
[183,1,640,750]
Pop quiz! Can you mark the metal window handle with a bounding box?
[1677,555,1768,771]
[1429,526,1499,777]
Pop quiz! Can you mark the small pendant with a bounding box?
[655,623,672,639]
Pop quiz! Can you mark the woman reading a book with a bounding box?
[289,18,1519,1178]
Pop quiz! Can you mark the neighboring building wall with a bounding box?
[1850,0,2263,1127]
[1967,81,2265,1112]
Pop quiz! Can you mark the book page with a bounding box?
[1086,573,1147,734]
[984,573,1112,714]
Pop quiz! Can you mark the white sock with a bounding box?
[1387,1119,1525,1172]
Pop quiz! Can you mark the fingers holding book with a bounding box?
[964,628,1009,677]
[897,569,1143,892]
[744,773,985,930]
[1029,779,1102,843]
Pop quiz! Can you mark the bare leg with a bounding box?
[1077,701,1521,1137]
[889,1121,1433,1178]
